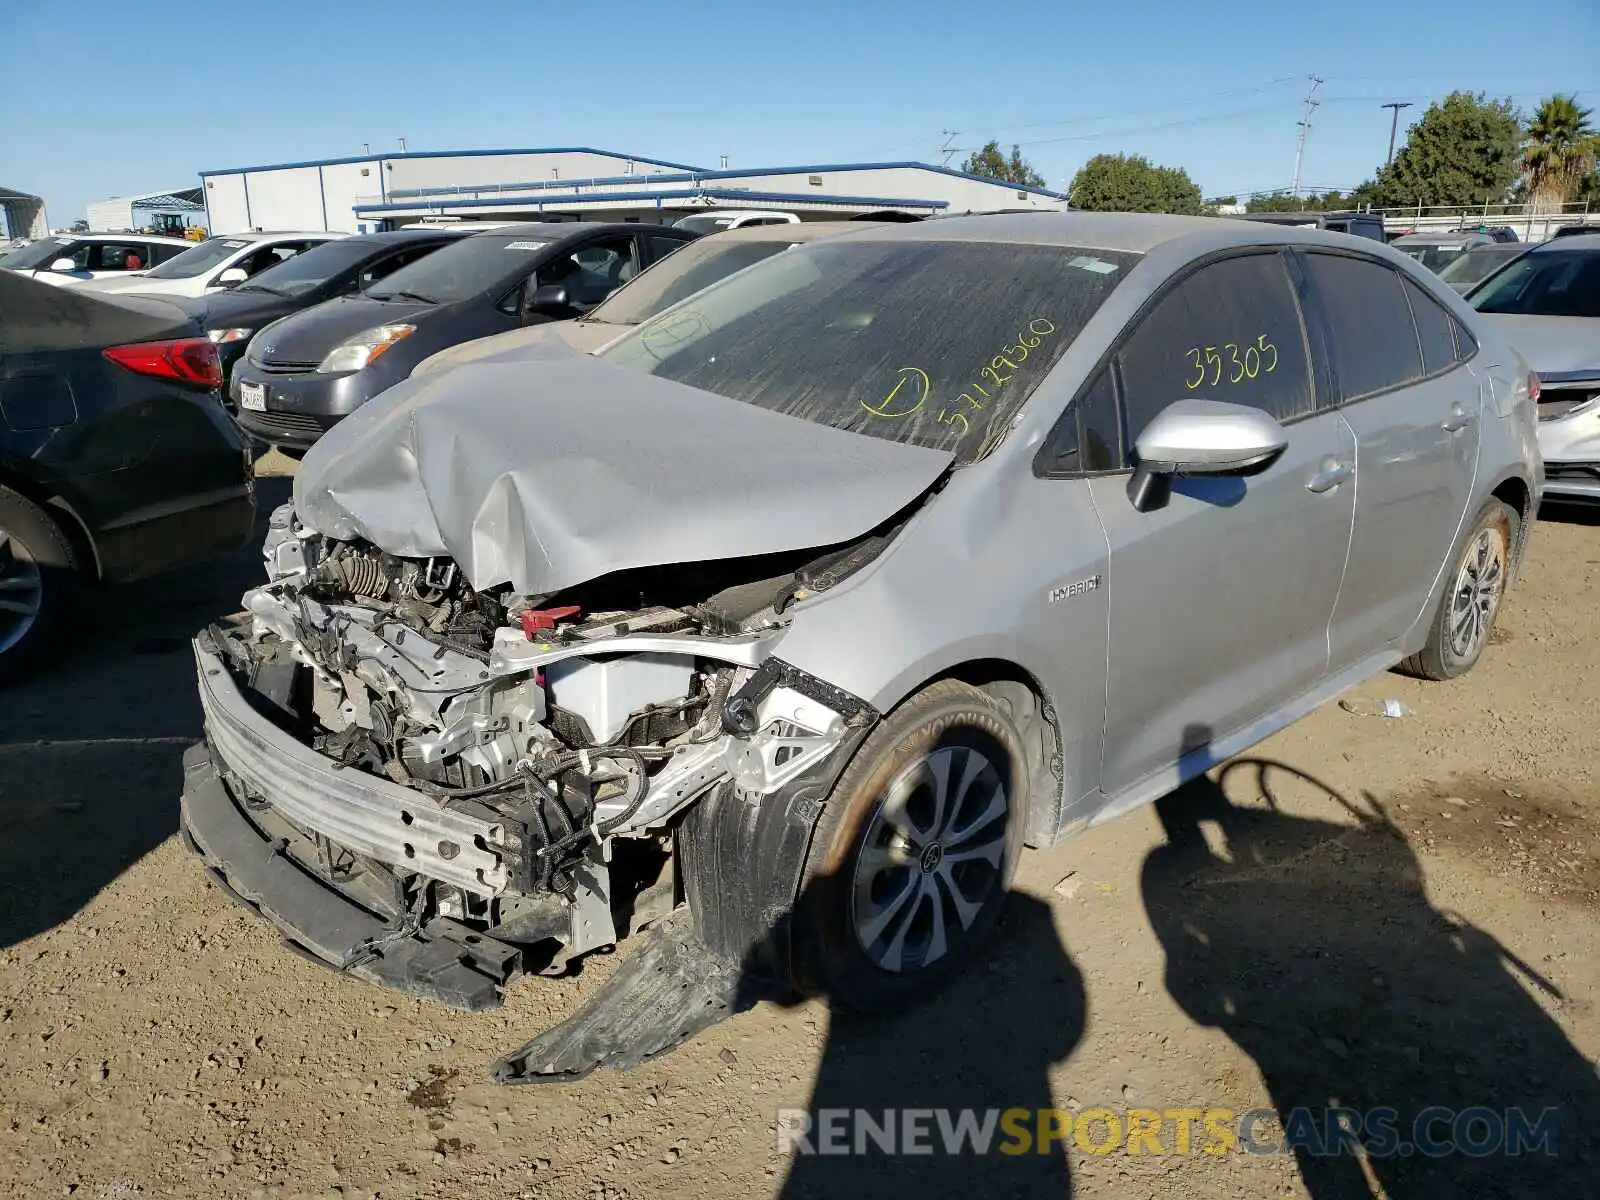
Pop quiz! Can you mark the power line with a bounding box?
[997,101,1286,149]
[970,76,1300,137]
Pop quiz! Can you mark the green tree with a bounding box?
[1245,189,1354,213]
[960,140,1046,188]
[1523,94,1598,212]
[1360,92,1521,208]
[1068,153,1204,214]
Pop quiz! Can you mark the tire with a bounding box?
[0,485,82,685]
[793,679,1029,1013]
[1399,499,1517,682]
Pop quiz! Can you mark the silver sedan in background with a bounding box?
[1469,232,1600,502]
[180,213,1541,1080]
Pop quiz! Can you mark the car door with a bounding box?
[1298,252,1481,670]
[1085,250,1356,796]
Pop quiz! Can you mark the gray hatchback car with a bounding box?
[180,213,1541,1081]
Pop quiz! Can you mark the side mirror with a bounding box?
[49,257,77,272]
[524,283,571,317]
[1127,399,1288,512]
[215,267,249,288]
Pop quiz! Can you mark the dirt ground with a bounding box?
[2,466,1598,1200]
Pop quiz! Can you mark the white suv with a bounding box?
[76,231,347,299]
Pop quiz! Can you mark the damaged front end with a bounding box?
[180,502,883,1060]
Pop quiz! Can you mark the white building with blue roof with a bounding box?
[197,145,1068,234]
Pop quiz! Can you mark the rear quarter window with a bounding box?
[1402,277,1459,376]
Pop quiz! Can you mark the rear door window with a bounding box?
[1302,253,1426,401]
[357,244,440,290]
[1116,251,1315,452]
[1402,277,1459,376]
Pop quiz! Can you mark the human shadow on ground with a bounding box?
[769,888,1084,1199]
[0,477,288,949]
[1141,757,1600,1199]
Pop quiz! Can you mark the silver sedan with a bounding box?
[180,212,1541,1079]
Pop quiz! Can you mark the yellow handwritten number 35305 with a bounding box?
[1185,334,1278,390]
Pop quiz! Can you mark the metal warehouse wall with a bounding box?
[203,175,250,234]
[383,151,658,194]
[237,166,326,231]
[85,199,135,232]
[711,167,1064,212]
[319,161,379,232]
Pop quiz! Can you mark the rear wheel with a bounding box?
[1400,499,1516,681]
[0,485,81,685]
[793,680,1028,1013]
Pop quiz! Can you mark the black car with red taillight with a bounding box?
[0,271,255,681]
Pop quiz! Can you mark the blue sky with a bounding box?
[1,0,1596,229]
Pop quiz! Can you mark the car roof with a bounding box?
[1533,231,1600,250]
[206,230,346,241]
[832,211,1395,256]
[58,232,194,245]
[703,220,872,244]
[337,228,476,249]
[1393,231,1493,244]
[453,221,660,241]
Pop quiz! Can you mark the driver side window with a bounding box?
[537,235,639,306]
[1115,252,1315,460]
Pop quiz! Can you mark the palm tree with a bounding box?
[1523,94,1598,212]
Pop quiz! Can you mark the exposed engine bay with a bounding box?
[203,504,882,977]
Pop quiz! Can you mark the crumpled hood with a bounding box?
[293,352,953,596]
[1479,314,1600,377]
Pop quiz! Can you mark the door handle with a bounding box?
[1306,459,1354,493]
[1442,404,1475,433]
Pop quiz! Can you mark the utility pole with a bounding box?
[939,130,960,167]
[1290,75,1322,201]
[397,137,408,153]
[1381,101,1413,166]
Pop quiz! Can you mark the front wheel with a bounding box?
[793,679,1029,1013]
[1400,498,1517,681]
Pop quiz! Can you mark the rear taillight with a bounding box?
[103,338,223,388]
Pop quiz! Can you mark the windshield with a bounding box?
[2,237,81,270]
[142,237,249,280]
[1469,248,1600,317]
[366,233,546,304]
[673,214,746,235]
[587,239,797,326]
[1437,246,1525,292]
[600,240,1138,465]
[234,238,377,297]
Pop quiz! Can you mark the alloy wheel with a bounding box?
[1448,526,1506,662]
[850,743,1010,974]
[0,528,44,656]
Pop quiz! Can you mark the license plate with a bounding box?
[239,381,267,412]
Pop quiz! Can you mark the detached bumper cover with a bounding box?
[179,740,520,1010]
